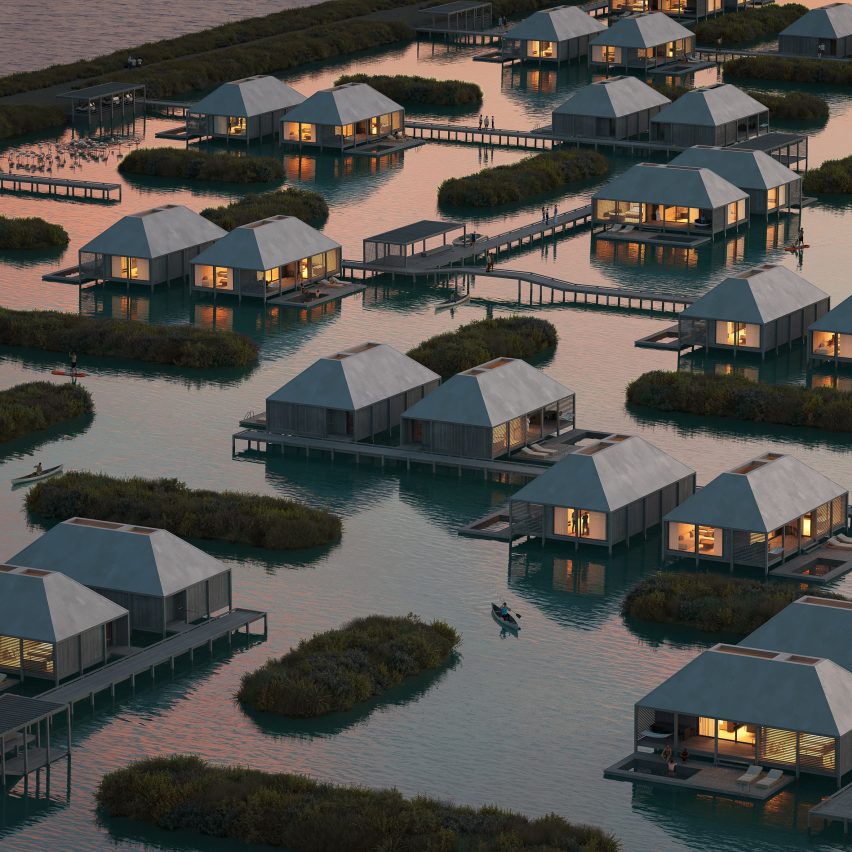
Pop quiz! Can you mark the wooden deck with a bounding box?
[769,546,852,584]
[0,171,121,201]
[38,608,267,710]
[809,782,852,834]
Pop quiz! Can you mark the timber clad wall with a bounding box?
[552,104,665,140]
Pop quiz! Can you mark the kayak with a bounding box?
[12,464,63,486]
[784,245,810,252]
[435,293,471,313]
[491,603,520,631]
[51,369,89,377]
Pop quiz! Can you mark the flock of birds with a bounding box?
[2,135,141,175]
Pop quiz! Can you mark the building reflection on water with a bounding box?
[677,346,809,386]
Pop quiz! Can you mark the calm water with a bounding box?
[0,30,852,852]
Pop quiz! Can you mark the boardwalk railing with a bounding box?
[0,171,121,202]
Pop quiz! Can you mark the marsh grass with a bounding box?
[0,382,92,443]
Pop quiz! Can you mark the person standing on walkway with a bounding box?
[553,203,558,219]
[478,115,483,129]
[484,115,490,130]
[797,226,804,247]
[541,205,546,222]
[491,115,495,129]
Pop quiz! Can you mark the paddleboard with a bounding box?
[784,245,810,252]
[51,369,89,377]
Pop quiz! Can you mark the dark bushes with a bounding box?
[803,155,852,194]
[694,4,807,45]
[238,614,459,716]
[0,216,69,250]
[0,382,92,443]
[408,317,558,378]
[335,73,482,106]
[0,105,66,140]
[201,188,328,230]
[0,308,258,369]
[438,149,608,208]
[724,56,852,85]
[97,754,620,851]
[118,148,284,184]
[26,472,341,550]
[626,370,852,433]
[623,573,845,635]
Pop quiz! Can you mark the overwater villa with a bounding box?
[588,13,695,71]
[280,83,404,150]
[265,342,440,441]
[190,215,342,300]
[551,76,670,140]
[669,147,802,216]
[662,452,848,571]
[607,0,731,22]
[0,565,129,684]
[591,162,748,238]
[9,518,233,636]
[676,264,829,355]
[809,295,852,367]
[417,0,493,31]
[649,84,768,147]
[400,357,575,459]
[778,2,852,57]
[78,204,226,287]
[186,75,305,143]
[502,7,605,64]
[507,435,695,552]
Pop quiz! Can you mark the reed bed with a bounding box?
[0,382,92,443]
[118,148,284,184]
[0,216,69,250]
[201,188,328,230]
[334,73,482,106]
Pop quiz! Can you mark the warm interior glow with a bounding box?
[668,522,696,553]
[803,513,812,538]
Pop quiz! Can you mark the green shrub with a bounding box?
[0,105,67,140]
[98,754,620,850]
[803,155,852,194]
[201,188,328,230]
[408,317,558,378]
[623,573,846,635]
[626,370,852,433]
[118,148,283,184]
[334,73,482,106]
[0,216,68,250]
[694,4,807,45]
[238,614,459,715]
[438,149,608,208]
[0,307,257,369]
[724,55,852,85]
[26,472,341,550]
[0,382,91,443]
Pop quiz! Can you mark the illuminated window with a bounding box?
[716,321,759,348]
[334,123,354,137]
[668,522,695,552]
[812,330,837,356]
[491,423,508,456]
[310,253,325,278]
[697,526,723,557]
[228,116,247,136]
[553,508,606,541]
[325,249,340,275]
[802,513,813,538]
[112,256,149,280]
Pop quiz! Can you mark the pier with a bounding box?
[0,695,71,786]
[0,171,121,202]
[809,782,852,834]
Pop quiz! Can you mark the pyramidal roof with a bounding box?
[9,518,229,597]
[191,75,305,117]
[282,83,403,127]
[664,453,846,533]
[651,84,766,128]
[402,358,574,427]
[192,215,340,271]
[80,204,226,259]
[781,3,852,39]
[680,264,828,324]
[553,76,670,119]
[0,565,127,643]
[267,343,440,411]
[810,294,852,334]
[590,12,693,48]
[507,5,605,41]
[669,146,799,191]
[510,436,693,512]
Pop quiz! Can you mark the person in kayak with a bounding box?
[32,461,43,476]
[499,602,510,619]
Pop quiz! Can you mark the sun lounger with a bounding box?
[837,533,852,544]
[530,442,557,455]
[827,537,852,550]
[517,447,549,460]
[755,768,783,789]
[736,765,762,789]
[639,729,672,740]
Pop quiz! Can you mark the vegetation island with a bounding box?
[0,382,92,443]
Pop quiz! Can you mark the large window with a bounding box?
[491,423,508,456]
[22,639,53,673]
[529,40,555,58]
[812,330,837,356]
[228,116,247,136]
[310,253,325,278]
[840,334,852,359]
[111,255,149,280]
[716,321,760,349]
[334,123,355,137]
[283,122,315,143]
[553,508,606,541]
[508,416,525,448]
[259,267,280,291]
[697,525,723,557]
[767,184,787,210]
[701,718,756,744]
[325,249,340,276]
[668,522,695,552]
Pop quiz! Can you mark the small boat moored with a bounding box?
[491,602,520,631]
[435,292,471,313]
[452,232,488,247]
[12,464,63,487]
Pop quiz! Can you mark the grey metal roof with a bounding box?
[781,3,852,40]
[190,75,305,118]
[58,82,144,100]
[425,0,491,12]
[651,84,766,128]
[80,204,226,259]
[669,146,800,191]
[192,215,340,271]
[637,644,852,737]
[743,597,852,673]
[592,162,747,208]
[402,358,574,427]
[507,6,605,42]
[731,131,807,154]
[510,436,693,512]
[282,83,403,127]
[590,12,693,48]
[0,695,67,737]
[553,76,670,120]
[664,454,847,533]
[267,343,440,411]
[8,519,230,598]
[366,220,464,245]
[680,264,828,324]
[0,566,127,643]
[810,295,852,334]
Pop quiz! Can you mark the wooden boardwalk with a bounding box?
[38,608,267,710]
[809,782,852,834]
[0,171,121,201]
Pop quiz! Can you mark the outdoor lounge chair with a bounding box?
[827,537,852,550]
[736,765,762,789]
[529,442,557,455]
[755,768,784,789]
[639,729,672,740]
